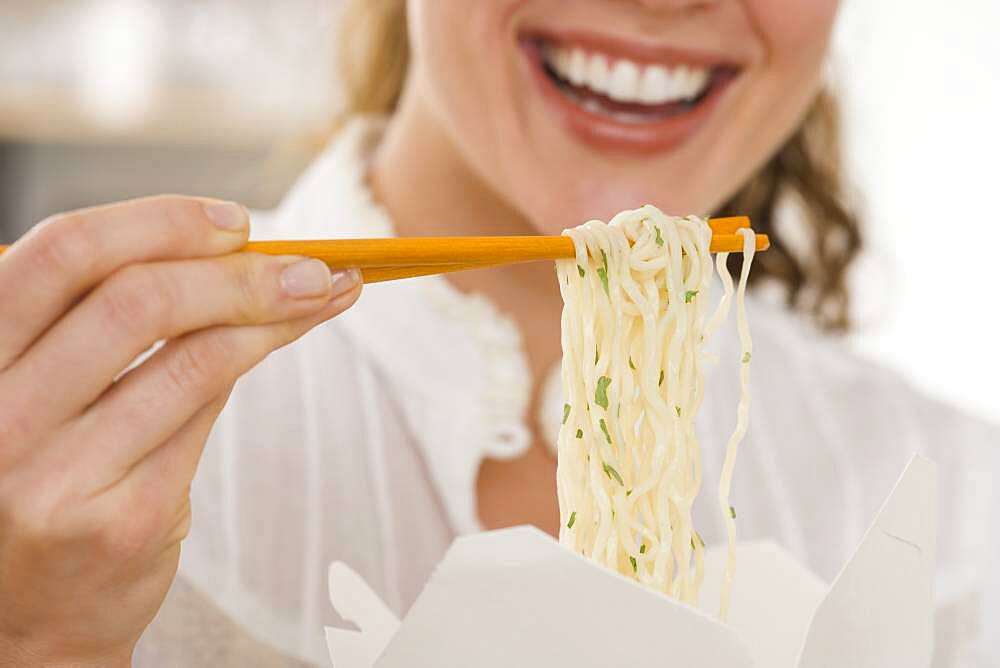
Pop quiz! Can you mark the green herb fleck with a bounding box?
[742,351,752,364]
[654,227,664,247]
[630,556,638,573]
[562,403,571,425]
[603,462,624,486]
[578,264,586,277]
[595,376,612,410]
[600,249,609,272]
[639,544,647,554]
[684,290,698,303]
[596,267,609,296]
[729,505,737,519]
[595,349,600,365]
[628,357,636,370]
[675,406,682,417]
[658,370,665,387]
[626,489,632,497]
[567,511,577,529]
[599,418,612,444]
[576,428,583,439]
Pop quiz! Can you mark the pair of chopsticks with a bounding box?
[241,216,765,283]
[0,216,767,284]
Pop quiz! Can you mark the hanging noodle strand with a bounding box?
[555,205,754,619]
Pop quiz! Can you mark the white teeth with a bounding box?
[638,65,670,104]
[687,68,710,95]
[586,53,610,94]
[676,66,695,98]
[542,43,712,106]
[568,48,587,86]
[608,60,640,102]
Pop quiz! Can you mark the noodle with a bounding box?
[555,205,754,619]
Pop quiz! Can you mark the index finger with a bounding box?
[0,195,250,370]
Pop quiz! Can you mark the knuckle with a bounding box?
[151,195,204,250]
[28,213,96,277]
[229,258,267,321]
[99,266,174,340]
[173,513,192,542]
[274,315,317,348]
[65,493,154,563]
[4,492,59,548]
[10,486,157,563]
[121,489,172,552]
[269,318,317,355]
[93,517,149,563]
[0,469,161,564]
[0,457,82,539]
[167,500,193,543]
[275,320,305,344]
[0,404,38,472]
[163,333,232,398]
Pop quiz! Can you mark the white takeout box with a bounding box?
[326,455,938,667]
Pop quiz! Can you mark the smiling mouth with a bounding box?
[522,34,740,152]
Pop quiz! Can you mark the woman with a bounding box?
[0,0,994,665]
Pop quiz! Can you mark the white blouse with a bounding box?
[134,119,999,667]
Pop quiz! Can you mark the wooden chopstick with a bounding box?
[705,215,751,235]
[0,216,767,284]
[361,264,486,284]
[247,231,767,284]
[245,217,762,265]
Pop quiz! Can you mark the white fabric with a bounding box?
[136,118,998,667]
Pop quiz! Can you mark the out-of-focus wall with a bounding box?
[0,0,340,146]
[0,142,296,240]
[835,1,1000,424]
[0,0,341,238]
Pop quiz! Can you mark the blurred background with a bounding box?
[0,0,997,424]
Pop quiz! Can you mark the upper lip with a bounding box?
[523,29,741,70]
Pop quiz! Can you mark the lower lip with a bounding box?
[522,42,736,156]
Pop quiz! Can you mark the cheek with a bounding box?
[408,1,534,192]
[707,0,839,206]
[749,0,839,72]
[408,1,525,139]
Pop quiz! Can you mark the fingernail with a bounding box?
[204,201,248,231]
[329,269,361,297]
[281,259,334,299]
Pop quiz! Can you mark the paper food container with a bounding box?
[325,455,938,667]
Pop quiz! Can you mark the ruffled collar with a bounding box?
[265,118,533,534]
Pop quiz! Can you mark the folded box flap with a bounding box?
[325,562,400,668]
[797,455,938,668]
[699,540,827,667]
[374,526,752,668]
